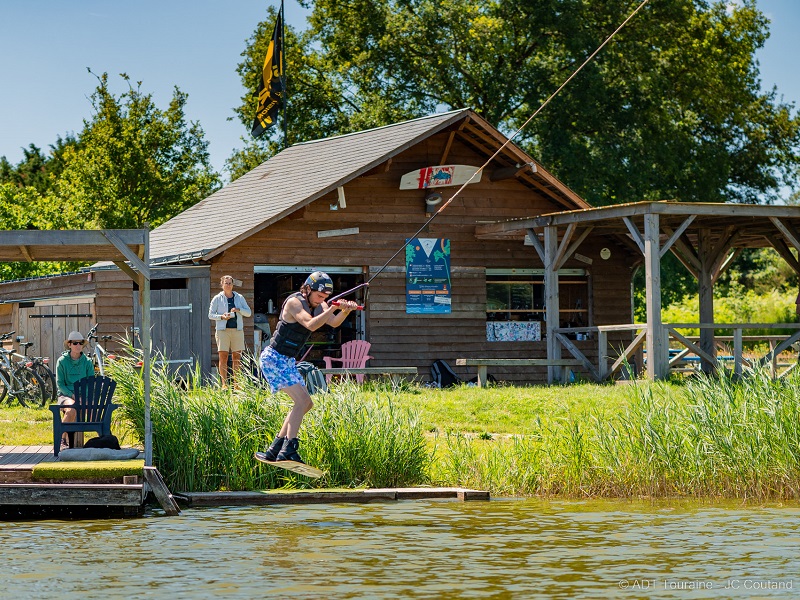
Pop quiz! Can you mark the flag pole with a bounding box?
[281,0,287,149]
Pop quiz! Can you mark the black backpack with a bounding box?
[431,359,461,388]
[296,361,329,395]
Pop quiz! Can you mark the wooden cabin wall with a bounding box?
[0,273,96,355]
[216,131,635,384]
[0,270,136,359]
[93,270,134,354]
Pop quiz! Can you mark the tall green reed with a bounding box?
[107,351,429,492]
[434,368,800,499]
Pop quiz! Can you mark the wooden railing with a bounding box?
[664,323,800,378]
[554,323,800,381]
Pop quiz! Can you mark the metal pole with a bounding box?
[281,0,287,149]
[143,225,153,466]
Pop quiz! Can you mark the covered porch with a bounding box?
[475,201,800,382]
[0,229,156,464]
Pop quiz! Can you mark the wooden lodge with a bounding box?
[0,109,639,384]
[3,111,800,384]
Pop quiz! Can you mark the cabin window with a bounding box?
[485,269,589,341]
[133,278,187,291]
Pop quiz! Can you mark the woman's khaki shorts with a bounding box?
[215,328,245,353]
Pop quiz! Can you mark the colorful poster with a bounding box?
[405,238,451,314]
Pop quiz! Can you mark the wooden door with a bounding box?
[133,289,195,378]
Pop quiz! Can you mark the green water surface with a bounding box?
[1,498,798,599]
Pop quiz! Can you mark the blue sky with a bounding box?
[0,0,798,186]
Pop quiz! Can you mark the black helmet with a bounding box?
[304,271,333,294]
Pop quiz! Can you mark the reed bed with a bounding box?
[432,368,800,500]
[56,348,800,499]
[106,355,429,492]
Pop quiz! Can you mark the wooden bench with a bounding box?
[455,358,583,387]
[320,367,418,384]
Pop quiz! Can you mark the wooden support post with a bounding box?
[644,213,667,379]
[477,365,488,387]
[142,225,153,467]
[770,340,777,379]
[698,228,715,375]
[143,466,181,516]
[544,225,561,383]
[734,327,743,377]
[597,329,608,380]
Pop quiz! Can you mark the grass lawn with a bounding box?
[389,381,648,435]
[0,405,54,445]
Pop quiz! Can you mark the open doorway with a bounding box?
[254,266,366,365]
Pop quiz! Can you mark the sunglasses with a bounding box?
[70,341,85,345]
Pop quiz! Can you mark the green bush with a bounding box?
[662,285,797,337]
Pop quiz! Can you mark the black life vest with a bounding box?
[269,292,323,358]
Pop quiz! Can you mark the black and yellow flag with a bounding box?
[251,6,284,138]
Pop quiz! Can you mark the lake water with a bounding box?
[1,498,798,599]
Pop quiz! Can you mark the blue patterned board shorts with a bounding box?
[259,346,305,393]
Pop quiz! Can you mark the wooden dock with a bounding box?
[1,446,489,514]
[0,445,146,514]
[179,487,490,507]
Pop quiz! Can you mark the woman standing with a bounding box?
[208,275,252,388]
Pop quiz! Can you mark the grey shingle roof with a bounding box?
[149,109,473,263]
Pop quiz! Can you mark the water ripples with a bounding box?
[1,499,798,598]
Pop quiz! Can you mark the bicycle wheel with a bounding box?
[31,363,57,405]
[0,367,9,404]
[11,366,46,408]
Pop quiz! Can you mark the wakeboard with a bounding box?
[254,453,324,478]
[399,164,482,190]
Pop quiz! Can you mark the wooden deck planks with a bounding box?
[180,487,490,507]
[0,445,54,468]
[0,445,146,509]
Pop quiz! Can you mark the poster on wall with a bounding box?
[406,238,451,314]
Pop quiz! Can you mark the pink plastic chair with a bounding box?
[322,340,373,383]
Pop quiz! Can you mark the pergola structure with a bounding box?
[476,201,800,381]
[0,229,154,465]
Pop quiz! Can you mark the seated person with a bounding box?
[55,331,95,449]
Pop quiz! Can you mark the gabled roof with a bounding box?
[149,109,588,264]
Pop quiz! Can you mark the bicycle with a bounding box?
[85,324,116,376]
[16,340,58,405]
[0,331,47,408]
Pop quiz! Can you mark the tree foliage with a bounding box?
[56,72,220,230]
[0,183,85,280]
[0,136,77,195]
[1,73,219,281]
[233,0,800,205]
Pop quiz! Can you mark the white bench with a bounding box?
[455,358,582,387]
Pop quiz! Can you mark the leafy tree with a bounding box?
[0,183,85,280]
[56,71,220,229]
[233,0,800,206]
[0,136,78,195]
